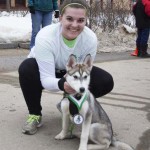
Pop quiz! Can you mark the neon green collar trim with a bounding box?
[63,36,77,48]
[68,92,87,110]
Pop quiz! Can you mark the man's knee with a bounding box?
[90,66,114,98]
[104,73,114,94]
[18,58,38,78]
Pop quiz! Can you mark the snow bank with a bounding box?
[0,11,149,52]
[0,12,31,43]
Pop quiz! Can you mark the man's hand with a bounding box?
[54,10,59,18]
[29,6,35,14]
[64,82,76,94]
[58,76,75,93]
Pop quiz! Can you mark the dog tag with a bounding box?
[73,114,84,125]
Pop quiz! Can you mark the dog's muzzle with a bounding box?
[80,87,85,93]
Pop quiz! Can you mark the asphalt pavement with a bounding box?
[0,48,140,72]
[0,48,150,150]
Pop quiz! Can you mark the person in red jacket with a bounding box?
[143,0,150,16]
[131,0,150,57]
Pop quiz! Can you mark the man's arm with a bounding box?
[132,2,137,16]
[144,2,150,17]
[27,0,35,13]
[52,0,59,10]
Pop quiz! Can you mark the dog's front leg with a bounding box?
[78,102,92,150]
[55,99,70,140]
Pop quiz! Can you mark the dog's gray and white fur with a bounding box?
[55,54,134,150]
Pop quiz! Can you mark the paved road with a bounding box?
[0,48,150,150]
[0,48,142,72]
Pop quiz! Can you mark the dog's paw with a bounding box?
[55,133,66,140]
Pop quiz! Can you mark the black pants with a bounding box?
[18,58,114,116]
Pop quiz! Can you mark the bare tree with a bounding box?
[87,0,133,32]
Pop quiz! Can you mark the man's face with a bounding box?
[60,7,87,40]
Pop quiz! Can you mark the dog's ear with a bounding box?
[83,54,92,68]
[66,54,77,69]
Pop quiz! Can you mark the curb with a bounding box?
[0,42,29,50]
[0,43,18,49]
[18,43,29,49]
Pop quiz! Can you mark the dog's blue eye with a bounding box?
[74,75,78,79]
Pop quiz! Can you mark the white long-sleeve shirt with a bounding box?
[28,23,97,92]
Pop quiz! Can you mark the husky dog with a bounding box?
[55,54,134,150]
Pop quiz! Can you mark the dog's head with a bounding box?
[66,54,92,94]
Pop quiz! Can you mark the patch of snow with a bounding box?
[122,24,136,34]
[96,25,138,52]
[0,11,149,52]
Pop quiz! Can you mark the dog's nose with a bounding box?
[80,87,85,93]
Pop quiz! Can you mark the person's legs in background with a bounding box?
[131,28,142,56]
[135,28,142,56]
[42,11,53,28]
[139,28,150,58]
[131,28,150,57]
[30,11,43,50]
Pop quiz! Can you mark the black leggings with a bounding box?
[18,58,114,116]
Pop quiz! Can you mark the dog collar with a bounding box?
[68,92,87,111]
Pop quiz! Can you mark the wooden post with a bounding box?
[11,0,15,7]
[26,0,28,7]
[6,0,10,12]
